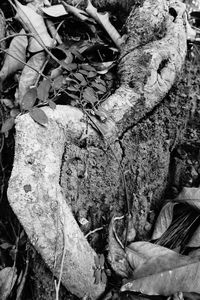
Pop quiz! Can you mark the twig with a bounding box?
[0,47,48,79]
[55,212,67,300]
[85,226,103,238]
[16,255,30,300]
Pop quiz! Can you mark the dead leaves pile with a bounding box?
[0,0,122,133]
[107,187,200,300]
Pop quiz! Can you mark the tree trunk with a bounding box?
[7,0,188,298]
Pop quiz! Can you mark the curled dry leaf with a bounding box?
[0,267,17,300]
[121,252,200,296]
[16,51,46,107]
[0,29,28,83]
[108,217,131,277]
[45,19,62,44]
[151,202,177,240]
[86,0,123,48]
[14,0,54,52]
[41,4,67,17]
[61,1,94,23]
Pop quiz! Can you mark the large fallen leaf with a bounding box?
[14,0,54,52]
[16,51,46,106]
[126,241,179,270]
[41,4,68,17]
[86,0,123,48]
[151,202,177,240]
[0,29,28,83]
[0,267,17,300]
[175,187,200,211]
[121,252,200,296]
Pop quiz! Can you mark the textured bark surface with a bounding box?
[7,0,188,298]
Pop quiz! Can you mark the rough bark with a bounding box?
[7,0,188,299]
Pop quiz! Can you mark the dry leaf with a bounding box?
[61,1,94,22]
[0,267,17,300]
[14,0,54,52]
[0,29,28,83]
[0,99,14,109]
[175,187,200,211]
[121,253,200,296]
[108,217,131,277]
[86,0,123,48]
[41,4,67,17]
[126,241,179,270]
[45,19,62,44]
[151,202,177,240]
[29,107,48,125]
[1,118,15,133]
[17,51,46,106]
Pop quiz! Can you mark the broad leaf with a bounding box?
[0,267,17,300]
[126,241,180,270]
[37,79,51,102]
[41,4,68,17]
[121,253,200,296]
[14,0,54,52]
[0,29,28,83]
[1,118,15,133]
[21,87,37,111]
[29,107,48,125]
[151,202,177,240]
[187,224,200,247]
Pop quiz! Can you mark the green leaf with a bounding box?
[29,107,48,125]
[52,75,64,90]
[1,118,15,133]
[91,82,107,93]
[101,270,107,284]
[21,87,37,111]
[73,72,85,82]
[87,71,97,78]
[65,63,77,72]
[83,87,97,104]
[81,64,96,72]
[37,79,51,102]
[48,100,56,110]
